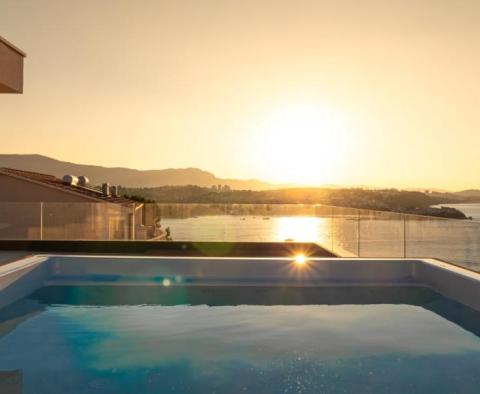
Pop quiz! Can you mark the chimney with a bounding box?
[102,183,110,196]
[110,185,119,197]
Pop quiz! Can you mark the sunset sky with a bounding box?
[1,0,479,190]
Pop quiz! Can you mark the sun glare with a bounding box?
[255,103,355,185]
[294,254,307,265]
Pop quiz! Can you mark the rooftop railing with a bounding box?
[0,202,479,272]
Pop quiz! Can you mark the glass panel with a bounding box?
[330,206,359,257]
[406,216,480,272]
[0,202,41,239]
[358,210,405,258]
[154,204,332,248]
[42,203,132,241]
[1,202,480,273]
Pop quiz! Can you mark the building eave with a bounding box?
[0,36,26,57]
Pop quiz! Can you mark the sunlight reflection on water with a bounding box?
[161,215,480,270]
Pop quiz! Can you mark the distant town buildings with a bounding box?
[211,184,231,192]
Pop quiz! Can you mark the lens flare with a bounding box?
[294,254,307,265]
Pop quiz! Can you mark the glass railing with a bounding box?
[0,202,133,241]
[0,202,479,272]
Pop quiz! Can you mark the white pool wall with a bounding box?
[47,255,416,285]
[0,255,479,311]
[0,255,49,309]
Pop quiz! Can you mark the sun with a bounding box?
[294,254,307,265]
[254,102,355,185]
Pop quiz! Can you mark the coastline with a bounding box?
[432,203,480,221]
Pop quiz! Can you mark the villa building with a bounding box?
[0,168,162,240]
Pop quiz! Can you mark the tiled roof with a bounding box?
[0,167,133,204]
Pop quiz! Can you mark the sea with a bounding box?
[160,210,480,272]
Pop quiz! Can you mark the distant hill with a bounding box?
[119,185,471,219]
[0,154,275,190]
[454,189,480,198]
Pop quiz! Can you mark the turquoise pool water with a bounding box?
[0,286,480,393]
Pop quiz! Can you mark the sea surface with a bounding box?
[161,214,480,271]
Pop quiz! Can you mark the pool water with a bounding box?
[1,286,480,393]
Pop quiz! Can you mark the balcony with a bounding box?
[0,36,26,93]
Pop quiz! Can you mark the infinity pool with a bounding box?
[1,286,480,393]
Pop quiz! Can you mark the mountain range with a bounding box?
[0,154,479,195]
[0,154,277,190]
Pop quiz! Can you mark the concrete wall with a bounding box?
[0,37,25,93]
